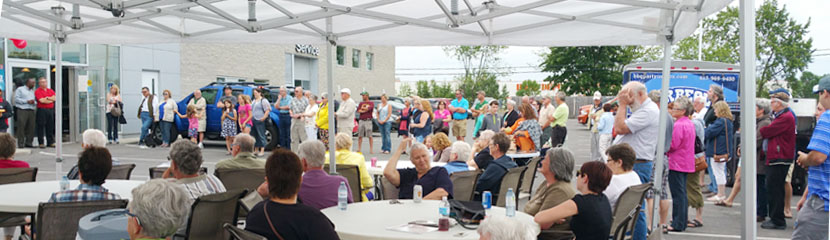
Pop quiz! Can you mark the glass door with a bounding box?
[74,67,106,137]
[6,63,50,135]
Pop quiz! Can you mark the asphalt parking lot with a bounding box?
[12,119,798,239]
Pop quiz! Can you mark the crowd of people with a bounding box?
[2,74,830,240]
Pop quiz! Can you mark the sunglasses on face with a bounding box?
[576,170,583,177]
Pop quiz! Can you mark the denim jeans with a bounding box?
[706,157,718,194]
[669,170,688,231]
[379,121,392,152]
[160,121,173,145]
[106,113,119,141]
[632,161,652,240]
[252,119,267,147]
[279,113,291,149]
[139,112,152,144]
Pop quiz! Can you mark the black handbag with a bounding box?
[449,199,486,229]
[118,115,127,124]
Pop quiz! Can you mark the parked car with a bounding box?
[171,82,282,150]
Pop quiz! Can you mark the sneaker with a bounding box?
[760,220,786,230]
[48,143,55,148]
[198,142,204,149]
[706,195,723,202]
[108,141,113,144]
[38,144,45,149]
[139,145,148,149]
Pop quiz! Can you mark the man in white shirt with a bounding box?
[137,87,159,149]
[692,96,707,120]
[604,143,645,240]
[335,88,356,134]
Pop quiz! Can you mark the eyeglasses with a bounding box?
[167,156,171,161]
[124,209,142,227]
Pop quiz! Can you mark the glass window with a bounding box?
[7,40,48,61]
[254,79,269,83]
[217,77,226,83]
[336,46,345,65]
[51,43,87,64]
[200,88,219,104]
[352,49,361,68]
[88,44,120,88]
[366,52,374,70]
[294,80,311,90]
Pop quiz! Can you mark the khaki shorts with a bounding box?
[785,163,795,183]
[198,119,206,132]
[358,119,373,137]
[451,120,466,137]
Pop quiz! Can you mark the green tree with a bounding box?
[429,80,455,98]
[674,0,813,97]
[443,46,509,101]
[516,80,541,96]
[539,46,646,95]
[790,72,826,98]
[398,83,413,97]
[415,80,431,98]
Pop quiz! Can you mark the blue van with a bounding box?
[166,82,287,150]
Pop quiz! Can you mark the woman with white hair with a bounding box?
[66,129,109,180]
[470,130,496,169]
[126,179,192,240]
[502,99,520,129]
[325,132,374,201]
[384,138,453,200]
[477,214,537,240]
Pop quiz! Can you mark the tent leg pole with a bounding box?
[54,39,63,180]
[650,38,672,232]
[326,14,336,175]
[739,0,757,238]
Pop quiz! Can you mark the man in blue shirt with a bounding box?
[276,86,292,149]
[448,90,469,141]
[444,141,472,174]
[793,76,830,239]
[475,132,517,202]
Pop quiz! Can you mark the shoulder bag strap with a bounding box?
[723,118,729,156]
[263,202,286,240]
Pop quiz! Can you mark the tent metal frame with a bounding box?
[0,0,759,238]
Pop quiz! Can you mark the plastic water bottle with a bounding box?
[60,176,70,191]
[439,196,450,216]
[505,188,516,217]
[338,182,348,211]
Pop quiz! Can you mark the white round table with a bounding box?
[0,180,144,213]
[506,152,541,159]
[321,200,539,240]
[368,161,451,176]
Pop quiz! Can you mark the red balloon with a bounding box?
[10,39,27,49]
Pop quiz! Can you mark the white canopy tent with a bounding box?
[0,0,760,237]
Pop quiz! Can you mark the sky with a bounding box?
[395,0,830,83]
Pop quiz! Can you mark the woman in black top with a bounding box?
[246,148,340,240]
[535,161,613,240]
[503,99,520,128]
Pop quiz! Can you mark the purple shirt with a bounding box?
[667,116,696,173]
[298,169,353,210]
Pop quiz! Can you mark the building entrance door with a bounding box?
[72,67,106,141]
[5,63,50,140]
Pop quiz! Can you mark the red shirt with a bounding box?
[35,87,56,109]
[0,159,30,169]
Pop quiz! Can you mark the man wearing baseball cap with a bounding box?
[216,85,237,109]
[356,91,375,153]
[335,88,356,134]
[793,75,830,239]
[759,87,796,230]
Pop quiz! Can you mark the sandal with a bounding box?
[687,219,703,228]
[715,200,732,207]
[661,224,668,234]
[785,212,792,219]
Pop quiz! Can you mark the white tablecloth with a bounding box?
[368,161,448,176]
[0,180,144,213]
[506,152,541,159]
[321,200,539,240]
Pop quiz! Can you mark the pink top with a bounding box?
[434,109,451,128]
[238,104,252,126]
[188,117,199,130]
[667,116,696,173]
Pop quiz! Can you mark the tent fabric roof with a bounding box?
[1,0,731,46]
